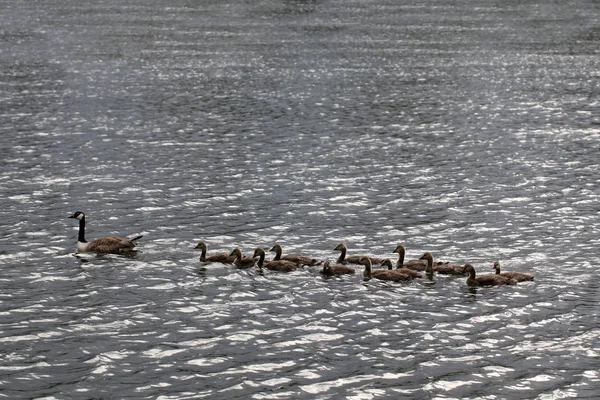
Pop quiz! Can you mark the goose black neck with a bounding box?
[78,216,87,243]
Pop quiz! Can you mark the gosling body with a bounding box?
[362,257,412,282]
[270,243,321,266]
[321,260,355,275]
[493,261,534,282]
[195,241,235,263]
[464,264,516,286]
[254,248,300,272]
[393,244,428,271]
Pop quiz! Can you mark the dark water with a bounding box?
[1,0,600,398]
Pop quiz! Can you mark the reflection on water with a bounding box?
[1,0,600,398]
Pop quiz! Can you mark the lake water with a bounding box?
[1,0,599,398]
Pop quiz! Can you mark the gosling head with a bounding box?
[334,243,346,252]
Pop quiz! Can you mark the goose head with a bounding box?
[69,211,85,220]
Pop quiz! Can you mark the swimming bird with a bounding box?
[254,248,300,272]
[381,258,422,278]
[334,243,384,265]
[321,260,355,275]
[493,261,534,282]
[464,264,516,286]
[68,211,142,254]
[419,252,466,275]
[229,248,257,268]
[270,243,321,266]
[362,257,412,282]
[393,244,428,271]
[195,241,235,263]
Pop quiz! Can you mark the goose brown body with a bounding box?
[195,242,235,263]
[334,243,383,265]
[493,261,534,282]
[321,260,355,275]
[393,244,428,271]
[69,211,142,254]
[381,258,422,278]
[464,264,516,286]
[229,248,256,268]
[254,248,300,272]
[270,243,321,266]
[362,257,412,281]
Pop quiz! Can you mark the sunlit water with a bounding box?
[1,0,600,398]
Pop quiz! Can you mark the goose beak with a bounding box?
[68,215,76,219]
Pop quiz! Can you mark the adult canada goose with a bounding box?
[493,261,534,282]
[419,252,466,275]
[334,243,384,265]
[270,243,321,266]
[229,248,256,268]
[381,258,422,278]
[321,260,355,275]
[253,248,300,272]
[361,257,412,282]
[393,244,428,271]
[68,211,142,254]
[464,264,516,286]
[195,241,235,263]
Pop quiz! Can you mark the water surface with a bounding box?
[1,0,599,398]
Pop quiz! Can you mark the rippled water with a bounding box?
[1,0,600,398]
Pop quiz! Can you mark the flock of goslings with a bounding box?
[69,211,535,287]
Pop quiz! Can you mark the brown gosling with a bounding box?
[321,260,355,275]
[195,241,236,263]
[270,243,321,266]
[334,243,384,265]
[253,248,300,272]
[381,258,422,278]
[419,252,466,275]
[493,261,534,282]
[361,256,412,282]
[464,264,517,286]
[393,244,428,271]
[229,248,256,268]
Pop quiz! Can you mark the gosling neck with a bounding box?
[199,246,207,261]
[395,247,405,267]
[425,254,434,274]
[337,245,347,264]
[256,250,265,267]
[271,246,282,261]
[362,259,372,279]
